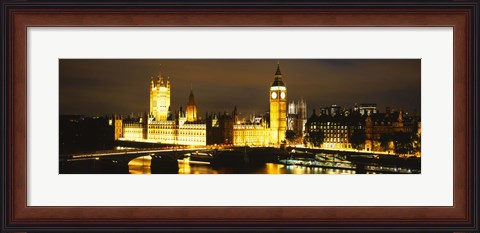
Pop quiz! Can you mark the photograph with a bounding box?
[3,1,477,231]
[59,59,421,174]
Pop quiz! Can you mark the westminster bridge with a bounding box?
[59,146,420,174]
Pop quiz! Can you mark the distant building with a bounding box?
[305,109,363,149]
[365,109,421,153]
[364,109,403,152]
[319,104,341,117]
[357,103,378,116]
[305,106,420,153]
[287,99,307,142]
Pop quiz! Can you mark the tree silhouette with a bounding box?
[379,133,391,151]
[305,130,324,147]
[392,132,415,155]
[285,130,296,144]
[349,128,366,150]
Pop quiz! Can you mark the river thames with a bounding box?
[129,156,362,174]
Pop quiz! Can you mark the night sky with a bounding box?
[59,59,421,118]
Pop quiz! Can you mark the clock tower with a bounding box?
[269,62,287,146]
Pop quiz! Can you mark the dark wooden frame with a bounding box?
[1,1,478,232]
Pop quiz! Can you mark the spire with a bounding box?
[271,61,285,87]
[275,60,282,75]
[157,64,164,85]
[188,87,195,104]
[233,106,238,116]
[186,86,197,122]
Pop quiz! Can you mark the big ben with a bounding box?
[269,62,287,146]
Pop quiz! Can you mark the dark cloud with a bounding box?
[59,59,421,116]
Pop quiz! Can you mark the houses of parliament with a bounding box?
[112,62,420,153]
[113,63,304,147]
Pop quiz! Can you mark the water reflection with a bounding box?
[128,156,152,174]
[128,156,356,174]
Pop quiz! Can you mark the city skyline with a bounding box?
[59,59,421,117]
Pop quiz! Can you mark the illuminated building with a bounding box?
[365,109,421,155]
[146,90,207,146]
[365,108,405,152]
[230,63,288,146]
[120,113,148,141]
[123,123,145,141]
[206,108,271,147]
[305,109,363,149]
[149,70,170,121]
[233,111,270,146]
[306,105,420,154]
[113,115,123,140]
[269,62,287,145]
[115,63,289,147]
[147,119,176,143]
[113,64,420,154]
[115,67,207,146]
[186,88,198,122]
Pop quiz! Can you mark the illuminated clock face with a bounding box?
[271,92,277,99]
[280,92,286,99]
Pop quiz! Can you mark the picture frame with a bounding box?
[1,0,478,232]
